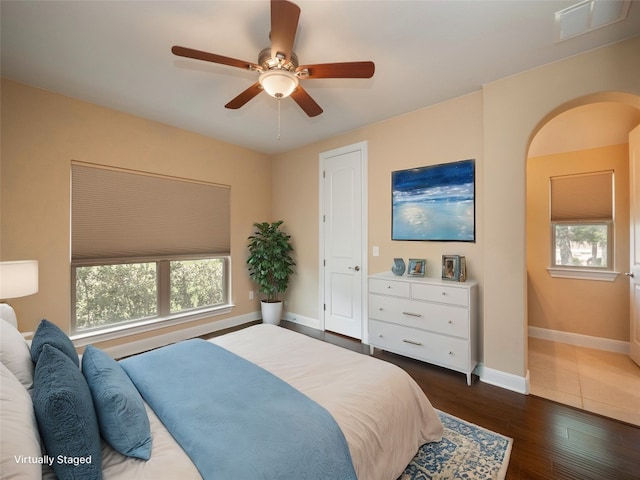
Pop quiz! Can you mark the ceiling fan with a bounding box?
[171,0,375,117]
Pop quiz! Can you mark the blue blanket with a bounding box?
[120,338,356,480]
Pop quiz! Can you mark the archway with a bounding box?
[525,92,640,424]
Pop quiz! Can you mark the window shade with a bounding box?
[72,163,230,260]
[550,170,613,222]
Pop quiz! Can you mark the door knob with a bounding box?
[625,272,635,278]
[349,266,360,271]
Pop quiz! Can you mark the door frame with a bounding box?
[629,124,640,366]
[318,141,368,342]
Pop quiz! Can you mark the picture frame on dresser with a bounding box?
[407,259,426,277]
[442,255,466,282]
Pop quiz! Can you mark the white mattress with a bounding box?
[47,324,442,480]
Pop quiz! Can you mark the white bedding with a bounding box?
[212,325,443,480]
[43,324,443,480]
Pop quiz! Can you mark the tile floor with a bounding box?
[528,337,640,426]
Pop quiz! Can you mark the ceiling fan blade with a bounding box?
[270,0,300,62]
[291,86,323,117]
[225,82,263,109]
[172,46,259,71]
[297,61,375,79]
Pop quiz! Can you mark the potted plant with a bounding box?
[247,221,295,325]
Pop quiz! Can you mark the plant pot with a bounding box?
[261,300,283,326]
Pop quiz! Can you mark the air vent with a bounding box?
[555,0,631,42]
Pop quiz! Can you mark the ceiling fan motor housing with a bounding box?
[258,47,298,72]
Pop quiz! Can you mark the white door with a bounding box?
[629,124,640,367]
[320,142,367,339]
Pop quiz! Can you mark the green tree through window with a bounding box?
[74,257,227,332]
[170,259,224,313]
[553,224,610,268]
[75,263,157,330]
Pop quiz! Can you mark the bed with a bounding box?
[1,318,443,480]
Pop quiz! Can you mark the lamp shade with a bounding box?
[259,70,299,98]
[0,260,39,299]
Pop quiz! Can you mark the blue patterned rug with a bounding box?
[398,411,513,480]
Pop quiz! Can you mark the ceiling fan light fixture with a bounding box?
[259,69,299,98]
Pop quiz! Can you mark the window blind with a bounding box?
[550,170,613,222]
[72,163,230,261]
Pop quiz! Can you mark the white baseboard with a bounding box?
[476,364,530,394]
[282,311,321,330]
[102,312,260,359]
[528,326,630,354]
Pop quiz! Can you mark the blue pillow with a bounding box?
[32,344,102,480]
[82,346,152,460]
[31,319,79,367]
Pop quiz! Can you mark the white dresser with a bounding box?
[368,272,478,385]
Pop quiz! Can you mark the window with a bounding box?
[72,257,229,333]
[551,223,612,267]
[549,170,614,273]
[71,163,231,336]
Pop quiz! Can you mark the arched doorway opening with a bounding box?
[525,92,640,425]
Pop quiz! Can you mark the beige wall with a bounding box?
[481,36,640,379]
[272,92,484,336]
[0,79,272,346]
[528,102,640,157]
[527,144,630,341]
[275,36,640,381]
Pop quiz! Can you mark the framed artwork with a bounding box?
[407,258,426,277]
[392,159,475,242]
[442,255,466,282]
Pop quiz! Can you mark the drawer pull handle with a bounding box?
[448,320,453,324]
[402,339,423,346]
[448,351,453,355]
[386,285,392,289]
[402,311,422,318]
[441,291,447,296]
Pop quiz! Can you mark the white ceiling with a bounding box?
[2,1,639,155]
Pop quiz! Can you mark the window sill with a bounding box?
[546,268,619,282]
[70,304,234,347]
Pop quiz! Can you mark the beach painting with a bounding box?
[392,159,475,242]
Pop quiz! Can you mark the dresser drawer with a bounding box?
[411,282,468,307]
[369,295,469,339]
[369,320,470,371]
[369,278,410,298]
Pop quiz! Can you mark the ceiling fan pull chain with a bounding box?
[277,96,282,140]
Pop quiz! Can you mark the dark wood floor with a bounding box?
[274,321,640,480]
